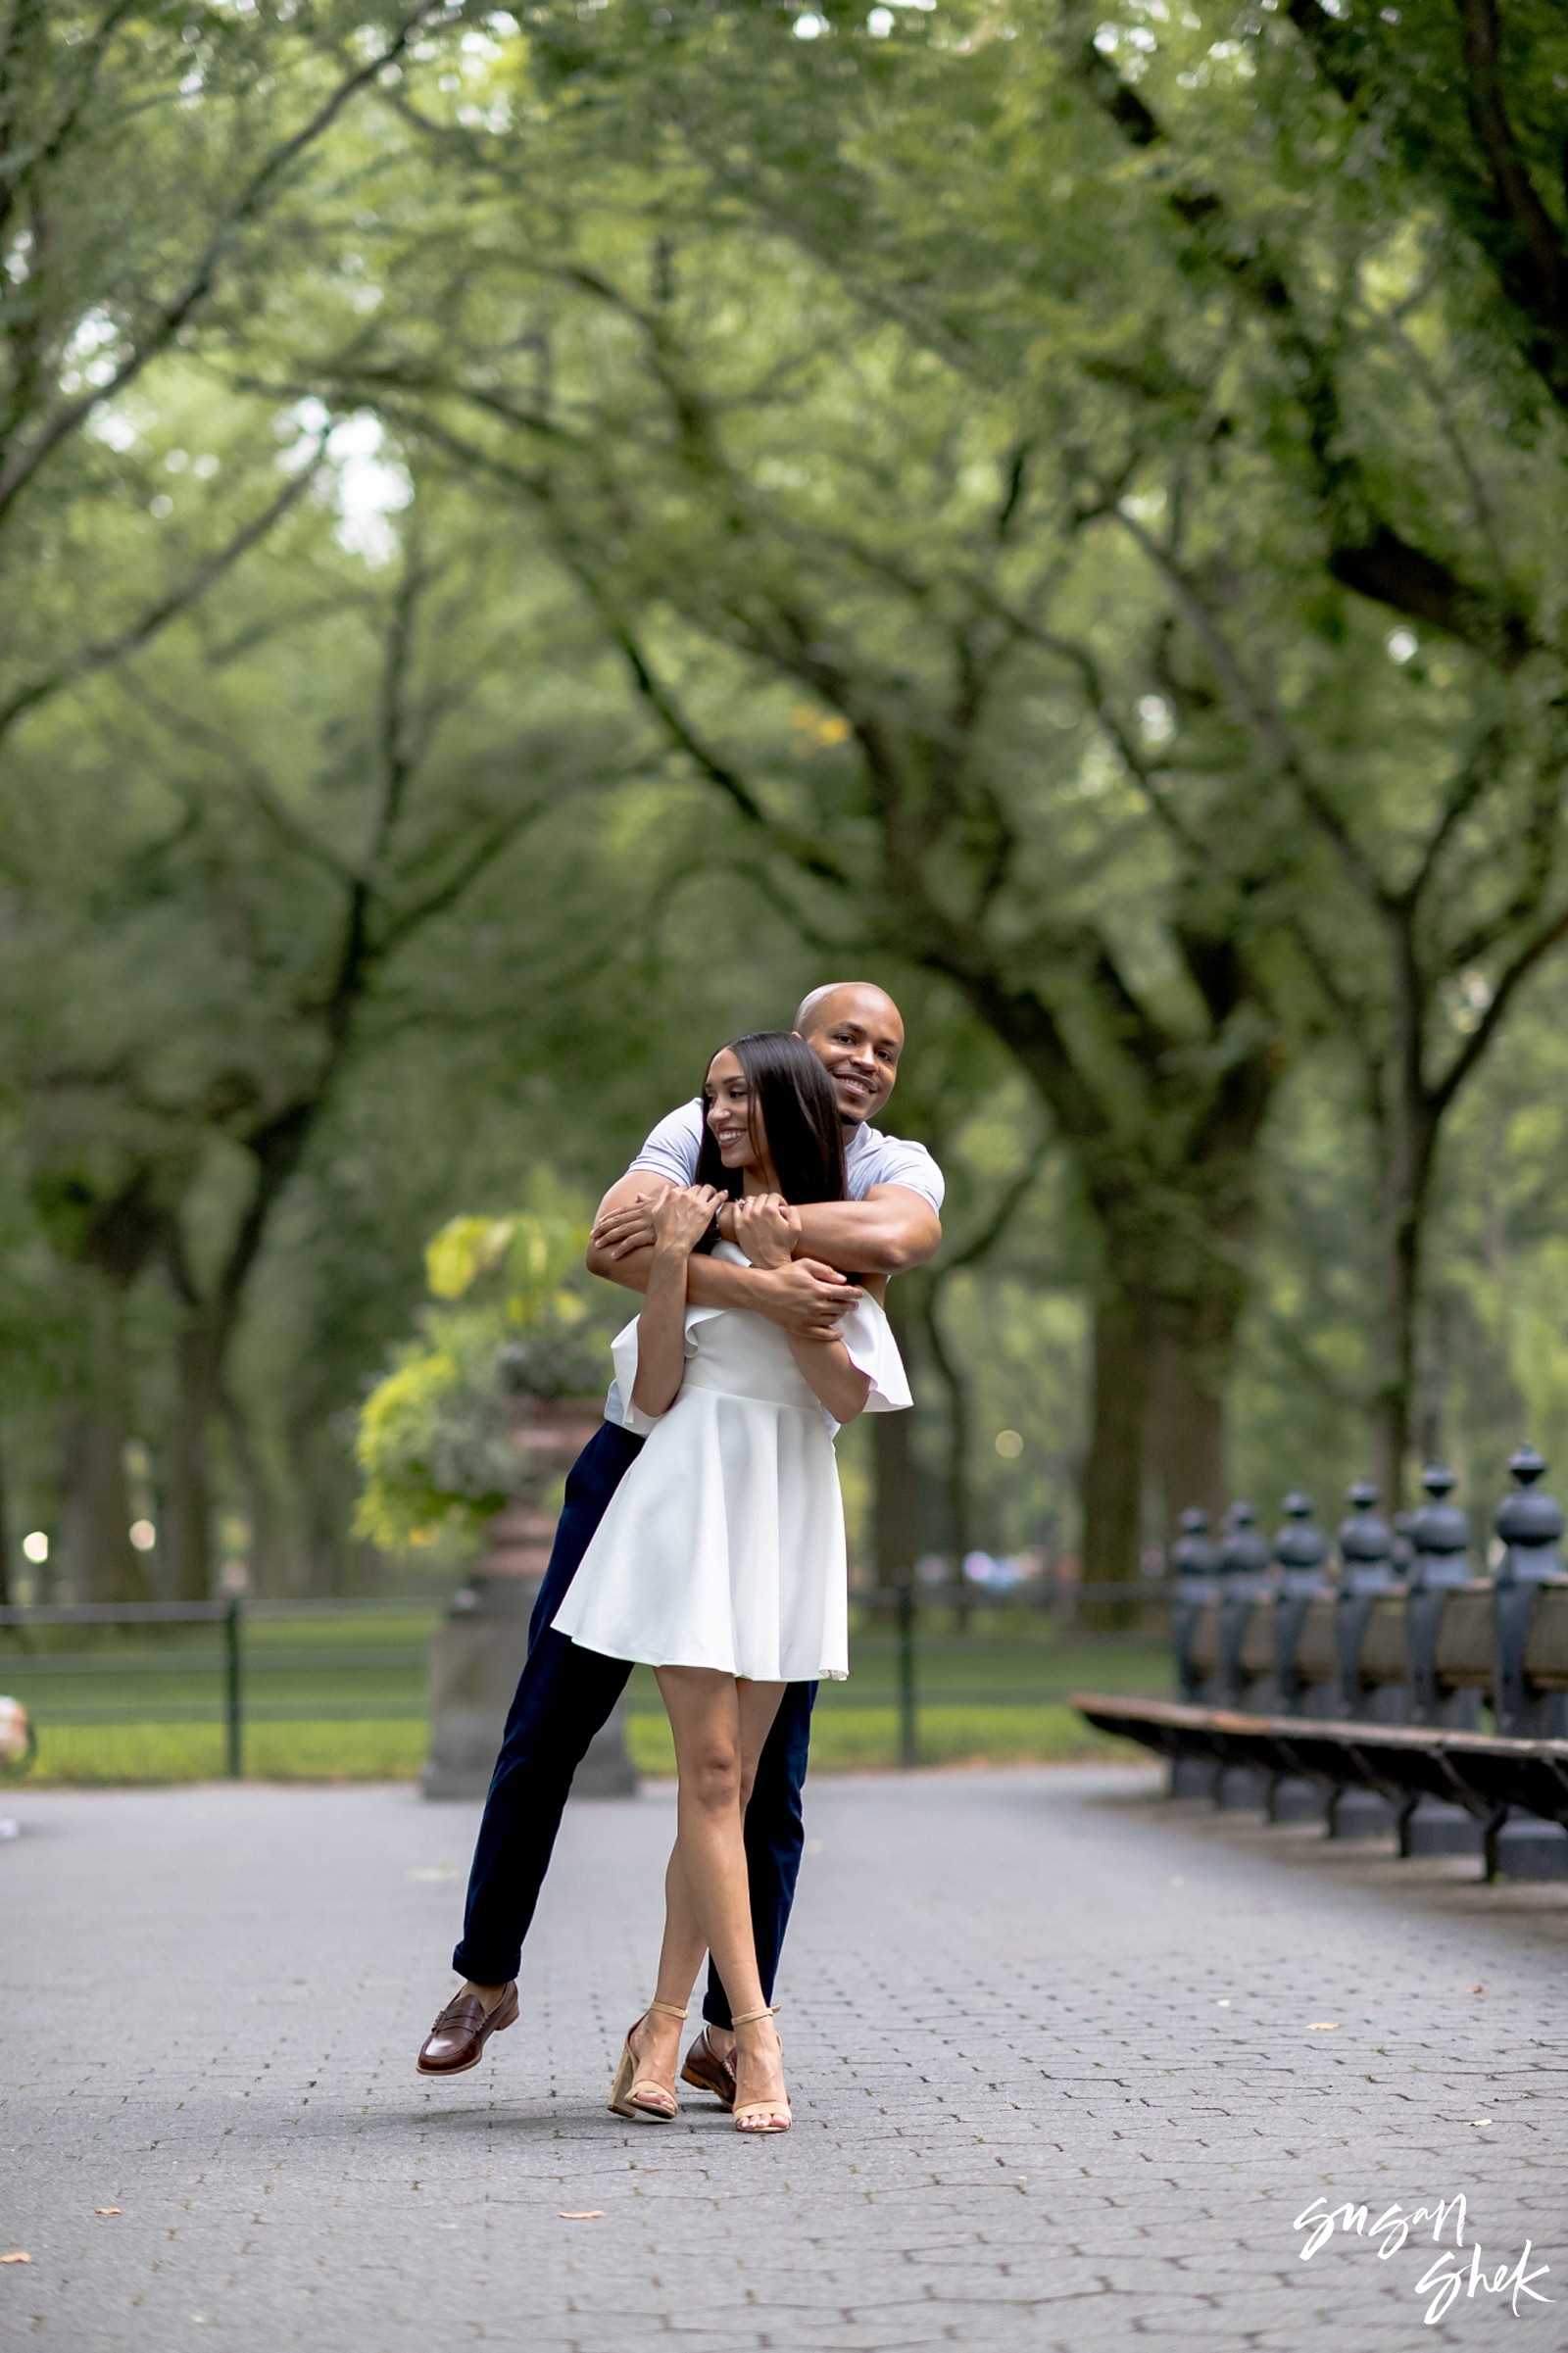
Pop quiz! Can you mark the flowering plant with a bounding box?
[355,1211,612,1553]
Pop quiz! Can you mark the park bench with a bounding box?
[1074,1446,1568,1880]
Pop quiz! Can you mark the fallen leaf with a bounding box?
[1469,1984,1485,1994]
[558,2210,604,2222]
[94,2209,121,2218]
[1306,2022,1340,2032]
[0,2253,29,2265]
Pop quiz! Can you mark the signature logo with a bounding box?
[1294,2195,1553,2325]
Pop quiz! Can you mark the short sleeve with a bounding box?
[608,1317,662,1436]
[845,1127,946,1211]
[837,1296,912,1415]
[606,1267,736,1436]
[626,1101,705,1188]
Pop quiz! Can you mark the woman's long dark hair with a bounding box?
[695,1031,847,1207]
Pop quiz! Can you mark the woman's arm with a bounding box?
[729,1195,876,1422]
[628,1186,724,1419]
[596,1176,940,1280]
[787,1334,874,1424]
[589,1173,862,1337]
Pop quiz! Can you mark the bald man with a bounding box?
[416,984,943,2099]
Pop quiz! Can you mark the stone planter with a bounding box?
[421,1397,637,1800]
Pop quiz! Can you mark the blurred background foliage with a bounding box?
[353,1207,611,1552]
[2,0,1567,1605]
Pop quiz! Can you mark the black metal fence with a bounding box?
[0,1596,437,1780]
[828,1580,1174,1765]
[0,1579,1174,1780]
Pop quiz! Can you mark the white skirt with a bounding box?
[552,1266,909,1684]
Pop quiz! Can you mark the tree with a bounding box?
[276,47,1306,1580]
[0,474,612,1593]
[1062,0,1568,1499]
[0,0,454,745]
[470,0,1568,1509]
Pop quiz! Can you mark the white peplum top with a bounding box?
[551,1243,910,1683]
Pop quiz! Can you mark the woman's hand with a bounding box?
[731,1193,801,1270]
[649,1184,724,1256]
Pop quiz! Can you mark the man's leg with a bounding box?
[450,1421,643,1986]
[701,1679,816,2029]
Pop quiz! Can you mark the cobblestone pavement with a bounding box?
[4,1764,1568,2351]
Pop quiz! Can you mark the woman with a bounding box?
[552,1032,909,2134]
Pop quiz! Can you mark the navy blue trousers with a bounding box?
[453,1421,816,2027]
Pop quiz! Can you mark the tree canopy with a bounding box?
[2,0,1566,1601]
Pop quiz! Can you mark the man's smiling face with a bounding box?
[795,984,905,1128]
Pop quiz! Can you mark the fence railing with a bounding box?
[0,1581,1174,1781]
[0,1597,443,1780]
[822,1581,1174,1767]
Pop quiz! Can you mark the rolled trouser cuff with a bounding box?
[451,1941,519,1984]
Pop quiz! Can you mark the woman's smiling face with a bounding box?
[704,1048,765,1171]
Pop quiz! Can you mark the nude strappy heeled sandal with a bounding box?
[608,2000,688,2122]
[729,2006,791,2135]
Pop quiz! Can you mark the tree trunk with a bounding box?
[1079,1284,1152,1622]
[1368,1101,1438,1513]
[872,1405,923,1584]
[164,1320,221,1601]
[1144,1299,1232,1544]
[60,1403,145,1603]
[59,1292,148,1604]
[873,1294,923,1593]
[920,1279,975,1626]
[220,1389,278,1595]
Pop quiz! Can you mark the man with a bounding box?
[416,982,942,2099]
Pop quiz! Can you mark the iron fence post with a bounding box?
[896,1572,917,1768]
[224,1597,243,1780]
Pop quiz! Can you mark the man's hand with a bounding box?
[747,1258,861,1336]
[731,1193,800,1269]
[590,1190,663,1262]
[649,1184,724,1255]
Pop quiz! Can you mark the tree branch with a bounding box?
[1078,34,1540,663]
[1402,723,1507,908]
[1287,0,1568,414]
[1452,0,1568,405]
[0,1,446,528]
[0,447,325,747]
[1111,502,1390,907]
[1432,903,1568,1113]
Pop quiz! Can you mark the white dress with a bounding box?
[551,1244,911,1682]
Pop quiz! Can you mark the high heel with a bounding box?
[729,2006,791,2134]
[608,2000,688,2122]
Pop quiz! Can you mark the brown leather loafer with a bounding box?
[679,2024,737,2110]
[416,1983,519,2076]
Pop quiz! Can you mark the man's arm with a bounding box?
[587,1171,860,1336]
[721,1183,940,1277]
[586,1169,677,1283]
[595,1172,941,1282]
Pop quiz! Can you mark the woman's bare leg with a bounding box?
[631,1669,788,2115]
[726,1680,792,2122]
[621,1845,707,2095]
[635,1678,786,2081]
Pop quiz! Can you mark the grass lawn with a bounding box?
[1,1608,1164,1785]
[13,1702,1143,1786]
[20,1718,431,1785]
[626,1702,1143,1777]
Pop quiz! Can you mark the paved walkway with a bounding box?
[4,1764,1568,2350]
